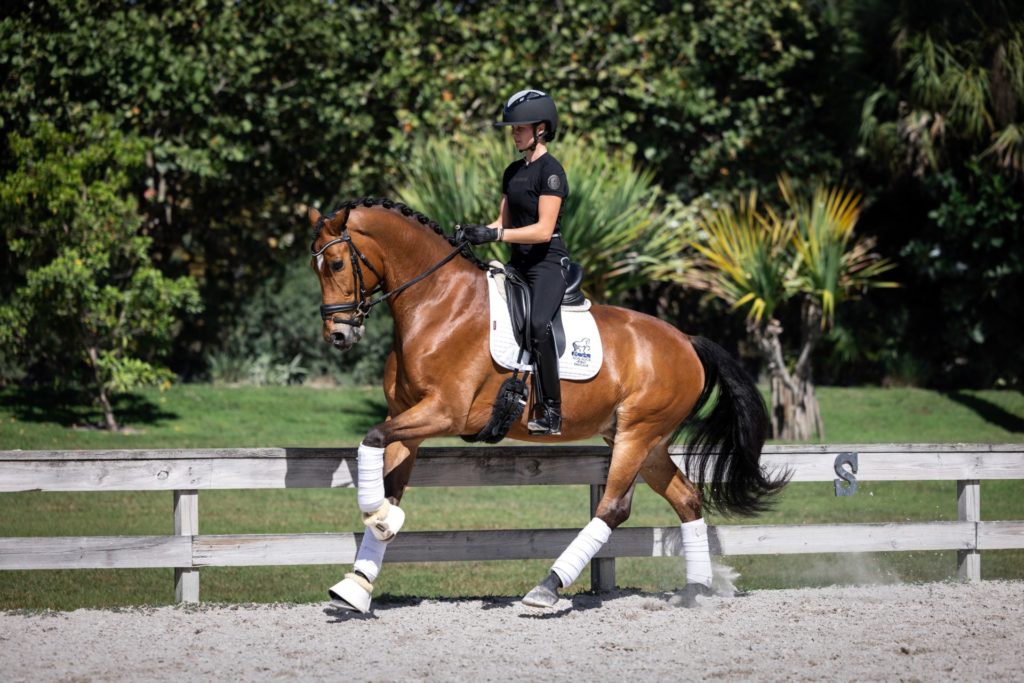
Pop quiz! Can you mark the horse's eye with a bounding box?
[330,260,345,272]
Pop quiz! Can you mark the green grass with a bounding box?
[1,384,1022,609]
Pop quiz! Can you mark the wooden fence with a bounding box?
[1,443,1022,603]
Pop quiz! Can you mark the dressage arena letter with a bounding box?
[833,452,859,497]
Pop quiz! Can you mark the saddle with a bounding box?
[461,261,587,445]
[501,261,585,356]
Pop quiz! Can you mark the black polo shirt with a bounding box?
[501,153,569,267]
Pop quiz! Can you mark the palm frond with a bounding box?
[985,123,1024,174]
[781,176,897,327]
[689,190,795,324]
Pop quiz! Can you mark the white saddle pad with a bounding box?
[487,269,603,380]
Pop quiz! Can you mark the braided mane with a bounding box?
[314,197,488,271]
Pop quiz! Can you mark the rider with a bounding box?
[459,89,570,436]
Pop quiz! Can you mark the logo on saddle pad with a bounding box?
[571,338,591,366]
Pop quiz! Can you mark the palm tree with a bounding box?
[648,178,896,441]
[859,3,1024,177]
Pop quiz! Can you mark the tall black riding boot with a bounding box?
[528,327,562,436]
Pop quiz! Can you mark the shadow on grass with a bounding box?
[947,391,1024,434]
[282,394,388,487]
[340,394,390,435]
[0,386,177,428]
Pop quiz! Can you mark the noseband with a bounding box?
[312,212,467,327]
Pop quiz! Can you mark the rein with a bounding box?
[313,214,468,326]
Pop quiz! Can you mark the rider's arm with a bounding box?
[488,196,510,230]
[499,195,561,244]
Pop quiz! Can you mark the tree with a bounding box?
[0,118,201,430]
[646,178,896,440]
[1,0,857,376]
[852,0,1024,386]
[859,0,1024,178]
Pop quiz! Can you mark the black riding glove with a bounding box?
[457,224,500,245]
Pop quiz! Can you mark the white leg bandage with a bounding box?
[357,442,386,513]
[681,518,713,586]
[353,532,387,583]
[551,517,612,588]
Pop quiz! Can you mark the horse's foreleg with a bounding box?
[330,438,421,613]
[357,400,451,543]
[331,401,450,613]
[640,443,713,604]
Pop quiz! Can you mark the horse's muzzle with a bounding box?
[325,321,365,350]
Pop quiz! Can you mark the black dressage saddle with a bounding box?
[462,262,584,445]
[501,261,584,357]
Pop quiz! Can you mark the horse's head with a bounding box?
[308,206,383,351]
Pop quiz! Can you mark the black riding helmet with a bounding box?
[493,89,558,142]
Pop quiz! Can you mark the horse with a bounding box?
[308,197,788,612]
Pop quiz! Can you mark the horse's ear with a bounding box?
[324,206,351,233]
[308,207,322,226]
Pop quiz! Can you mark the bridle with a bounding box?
[312,212,467,327]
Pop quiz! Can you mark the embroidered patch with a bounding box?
[547,174,562,191]
[571,338,592,366]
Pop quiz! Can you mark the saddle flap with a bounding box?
[502,265,531,350]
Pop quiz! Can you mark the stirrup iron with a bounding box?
[528,403,562,436]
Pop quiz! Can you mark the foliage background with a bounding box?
[1,0,1021,393]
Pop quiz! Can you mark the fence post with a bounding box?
[174,490,200,602]
[956,479,980,582]
[589,484,615,592]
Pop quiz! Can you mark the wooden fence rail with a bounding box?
[2,443,1022,603]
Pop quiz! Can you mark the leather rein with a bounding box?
[312,214,468,327]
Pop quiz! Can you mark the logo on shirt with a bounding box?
[547,174,562,191]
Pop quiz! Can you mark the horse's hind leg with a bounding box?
[640,442,713,603]
[522,431,652,608]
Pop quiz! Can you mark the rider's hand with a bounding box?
[457,224,500,245]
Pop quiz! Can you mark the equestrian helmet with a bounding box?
[494,89,558,141]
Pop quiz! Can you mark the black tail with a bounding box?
[676,336,790,516]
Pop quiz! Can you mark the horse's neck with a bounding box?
[366,217,486,339]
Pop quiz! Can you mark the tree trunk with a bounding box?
[768,372,824,442]
[86,346,119,431]
[750,308,825,442]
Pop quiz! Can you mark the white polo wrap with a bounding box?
[357,442,386,513]
[551,517,611,588]
[353,532,387,582]
[681,517,713,586]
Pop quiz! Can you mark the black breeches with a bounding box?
[522,258,567,346]
[519,257,567,409]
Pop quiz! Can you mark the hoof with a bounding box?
[362,500,405,543]
[673,582,713,608]
[522,572,561,609]
[328,573,373,613]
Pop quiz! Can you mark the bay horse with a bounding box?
[309,197,787,612]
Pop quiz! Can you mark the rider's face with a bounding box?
[511,123,544,151]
